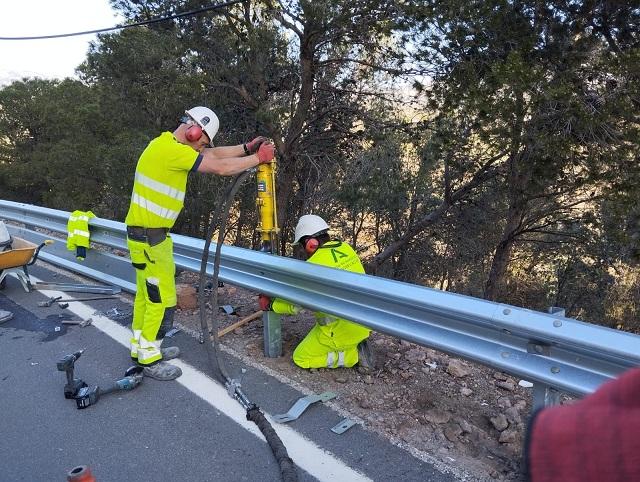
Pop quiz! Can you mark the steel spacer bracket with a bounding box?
[272,391,337,423]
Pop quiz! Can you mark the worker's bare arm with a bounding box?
[208,144,246,159]
[197,149,259,175]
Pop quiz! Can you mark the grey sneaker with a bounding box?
[160,346,180,360]
[143,361,182,381]
[357,339,375,369]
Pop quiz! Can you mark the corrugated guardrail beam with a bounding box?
[1,199,639,402]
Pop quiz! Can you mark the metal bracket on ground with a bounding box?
[272,391,337,423]
[330,418,357,434]
[34,282,121,295]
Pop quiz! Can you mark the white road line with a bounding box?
[34,281,371,482]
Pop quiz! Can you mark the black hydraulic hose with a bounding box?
[197,170,298,482]
[247,407,298,480]
[197,171,250,381]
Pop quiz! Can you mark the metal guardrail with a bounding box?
[2,199,639,408]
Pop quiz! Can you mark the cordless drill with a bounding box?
[56,349,87,399]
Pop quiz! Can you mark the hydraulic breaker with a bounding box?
[255,158,279,254]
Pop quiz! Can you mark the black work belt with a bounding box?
[126,226,169,247]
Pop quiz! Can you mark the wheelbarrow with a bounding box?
[0,237,53,292]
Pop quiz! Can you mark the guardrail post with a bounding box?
[263,311,282,357]
[531,306,567,410]
[532,383,561,411]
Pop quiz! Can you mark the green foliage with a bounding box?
[0,0,639,332]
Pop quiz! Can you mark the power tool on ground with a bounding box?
[57,350,144,409]
[57,349,87,399]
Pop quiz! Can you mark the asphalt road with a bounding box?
[0,265,460,482]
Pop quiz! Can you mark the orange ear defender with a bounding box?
[304,237,319,256]
[185,124,203,142]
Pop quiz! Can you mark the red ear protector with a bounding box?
[304,237,319,256]
[185,124,203,142]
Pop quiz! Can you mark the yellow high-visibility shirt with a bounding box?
[125,132,202,229]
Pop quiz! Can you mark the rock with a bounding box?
[444,423,463,442]
[233,328,244,335]
[363,375,374,384]
[176,284,197,310]
[457,419,474,435]
[461,387,473,397]
[496,397,512,409]
[400,371,412,380]
[498,429,518,444]
[490,414,509,431]
[358,397,372,409]
[504,407,522,424]
[335,375,348,384]
[493,372,508,381]
[514,399,527,411]
[424,409,451,425]
[447,360,471,378]
[404,348,426,363]
[400,340,412,348]
[496,381,515,391]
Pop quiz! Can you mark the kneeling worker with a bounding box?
[259,215,374,369]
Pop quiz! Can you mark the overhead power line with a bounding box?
[0,0,245,41]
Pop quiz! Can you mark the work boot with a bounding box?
[160,346,180,360]
[356,339,375,369]
[143,361,182,381]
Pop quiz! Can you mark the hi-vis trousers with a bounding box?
[127,236,177,365]
[292,319,370,369]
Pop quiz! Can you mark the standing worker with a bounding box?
[125,106,275,380]
[258,215,374,369]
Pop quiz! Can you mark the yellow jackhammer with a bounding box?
[255,160,279,254]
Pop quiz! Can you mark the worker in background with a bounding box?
[258,214,374,369]
[125,106,275,381]
[524,367,640,481]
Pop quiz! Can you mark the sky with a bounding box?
[0,1,123,85]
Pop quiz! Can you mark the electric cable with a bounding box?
[197,171,298,482]
[0,0,244,41]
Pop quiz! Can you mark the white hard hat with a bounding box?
[185,106,220,141]
[293,215,329,244]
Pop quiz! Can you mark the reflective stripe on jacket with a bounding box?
[66,210,95,258]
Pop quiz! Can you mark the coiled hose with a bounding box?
[197,171,298,482]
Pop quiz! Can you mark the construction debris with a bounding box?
[0,309,14,324]
[61,318,93,327]
[34,282,121,295]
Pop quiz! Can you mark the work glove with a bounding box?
[244,136,268,155]
[256,142,276,164]
[258,294,272,311]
